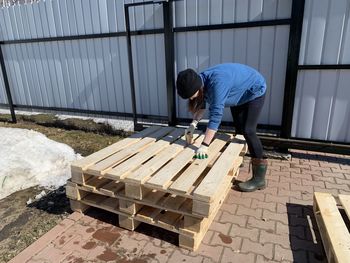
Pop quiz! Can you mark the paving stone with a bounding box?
[241,238,273,259]
[262,210,289,225]
[196,244,224,262]
[236,205,262,218]
[210,232,242,250]
[31,244,71,263]
[168,250,204,263]
[259,230,291,249]
[269,181,290,190]
[229,224,259,242]
[274,245,307,262]
[326,181,350,191]
[141,242,174,263]
[209,221,231,235]
[251,199,276,212]
[219,204,237,215]
[257,254,292,263]
[265,195,289,207]
[247,216,276,232]
[221,248,255,263]
[220,212,247,227]
[322,171,345,179]
[278,188,302,199]
[302,179,325,188]
[290,183,314,194]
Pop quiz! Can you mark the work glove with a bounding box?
[185,120,198,144]
[194,144,208,159]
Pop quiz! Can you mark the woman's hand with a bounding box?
[185,120,198,144]
[194,144,208,159]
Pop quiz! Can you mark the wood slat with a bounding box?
[339,194,350,219]
[99,181,124,197]
[87,126,174,176]
[71,126,160,172]
[193,135,245,202]
[156,211,183,232]
[136,206,162,224]
[106,129,184,180]
[314,192,350,263]
[144,135,205,190]
[169,134,231,194]
[124,132,201,185]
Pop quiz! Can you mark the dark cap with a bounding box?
[176,69,202,99]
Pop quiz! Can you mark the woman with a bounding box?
[176,63,267,192]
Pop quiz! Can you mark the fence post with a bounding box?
[163,0,176,126]
[281,0,305,139]
[0,44,16,123]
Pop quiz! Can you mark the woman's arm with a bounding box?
[203,128,216,145]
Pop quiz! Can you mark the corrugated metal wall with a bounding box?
[0,67,6,103]
[292,0,350,142]
[0,0,166,116]
[174,0,292,125]
[0,0,349,143]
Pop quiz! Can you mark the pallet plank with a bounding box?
[339,195,350,219]
[145,135,205,190]
[169,134,231,194]
[314,192,350,263]
[106,129,184,180]
[99,181,124,197]
[71,126,160,172]
[193,135,245,202]
[125,132,201,185]
[87,127,174,176]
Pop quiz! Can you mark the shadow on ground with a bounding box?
[287,203,327,262]
[85,207,178,246]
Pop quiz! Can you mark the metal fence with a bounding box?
[0,0,349,154]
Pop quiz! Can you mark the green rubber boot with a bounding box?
[238,158,268,192]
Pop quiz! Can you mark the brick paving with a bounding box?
[8,150,350,263]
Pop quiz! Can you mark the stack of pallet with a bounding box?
[313,192,350,263]
[66,126,246,251]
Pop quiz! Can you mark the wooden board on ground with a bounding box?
[313,192,350,263]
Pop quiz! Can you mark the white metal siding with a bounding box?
[292,0,350,142]
[0,0,163,41]
[299,0,350,64]
[292,70,350,142]
[175,25,290,126]
[174,0,292,26]
[0,68,7,103]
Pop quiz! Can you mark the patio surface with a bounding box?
[8,149,350,263]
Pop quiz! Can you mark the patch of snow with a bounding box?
[0,127,81,200]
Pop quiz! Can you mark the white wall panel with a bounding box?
[174,0,292,27]
[175,25,290,126]
[0,0,163,41]
[299,0,350,64]
[292,70,350,142]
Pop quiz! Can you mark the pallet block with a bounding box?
[67,126,246,251]
[313,192,350,263]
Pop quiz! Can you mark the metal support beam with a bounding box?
[163,1,176,126]
[0,45,16,123]
[281,0,305,139]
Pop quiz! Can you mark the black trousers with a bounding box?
[230,95,265,159]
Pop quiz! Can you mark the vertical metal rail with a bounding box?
[124,0,176,130]
[0,44,16,123]
[163,1,176,126]
[281,0,305,139]
[124,4,139,131]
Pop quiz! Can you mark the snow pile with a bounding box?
[0,127,81,199]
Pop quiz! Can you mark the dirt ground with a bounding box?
[0,114,126,263]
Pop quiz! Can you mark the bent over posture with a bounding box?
[176,63,268,192]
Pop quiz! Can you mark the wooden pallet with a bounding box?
[68,126,246,250]
[313,192,350,263]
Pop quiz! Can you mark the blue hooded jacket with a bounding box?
[200,63,266,131]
